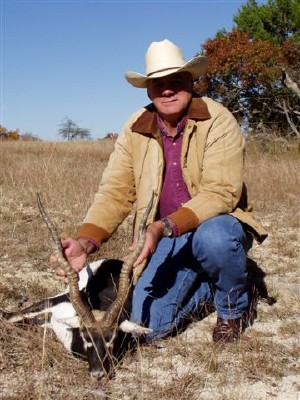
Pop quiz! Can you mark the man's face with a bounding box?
[147,72,193,123]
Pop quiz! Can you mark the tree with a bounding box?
[195,0,300,140]
[58,117,91,141]
[104,132,118,140]
[0,125,41,140]
[233,0,300,91]
[234,0,300,45]
[0,125,20,140]
[20,132,41,141]
[195,31,281,117]
[232,0,300,138]
[195,30,300,139]
[281,39,300,94]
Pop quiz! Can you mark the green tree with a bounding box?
[58,117,91,141]
[234,0,300,45]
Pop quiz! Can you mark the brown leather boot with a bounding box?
[212,317,242,343]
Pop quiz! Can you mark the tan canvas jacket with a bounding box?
[79,97,268,245]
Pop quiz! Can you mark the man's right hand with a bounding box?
[50,238,88,281]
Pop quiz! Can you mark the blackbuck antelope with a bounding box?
[0,193,154,379]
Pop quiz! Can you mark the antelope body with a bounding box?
[1,193,154,379]
[1,258,150,378]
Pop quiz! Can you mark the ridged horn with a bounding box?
[36,193,96,329]
[102,191,155,328]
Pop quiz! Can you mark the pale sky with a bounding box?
[1,0,251,140]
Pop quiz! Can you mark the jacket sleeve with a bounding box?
[168,106,245,235]
[79,122,137,244]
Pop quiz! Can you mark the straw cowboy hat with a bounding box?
[125,39,207,89]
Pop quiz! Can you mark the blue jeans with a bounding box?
[131,215,252,341]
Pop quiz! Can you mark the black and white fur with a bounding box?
[1,259,151,378]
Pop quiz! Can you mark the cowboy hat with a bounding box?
[125,39,206,88]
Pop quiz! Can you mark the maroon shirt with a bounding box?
[157,115,191,220]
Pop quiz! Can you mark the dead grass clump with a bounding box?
[236,338,297,379]
[278,320,300,337]
[0,318,106,399]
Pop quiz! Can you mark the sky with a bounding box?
[1,0,250,140]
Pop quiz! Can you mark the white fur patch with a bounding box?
[76,259,105,291]
[119,320,153,335]
[50,316,76,352]
[51,302,81,328]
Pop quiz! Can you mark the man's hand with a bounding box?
[50,238,88,282]
[133,221,164,267]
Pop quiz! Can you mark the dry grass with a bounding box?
[245,141,300,220]
[0,139,299,400]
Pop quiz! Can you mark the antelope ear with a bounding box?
[119,319,153,335]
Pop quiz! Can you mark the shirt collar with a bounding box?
[156,114,188,138]
[131,97,211,137]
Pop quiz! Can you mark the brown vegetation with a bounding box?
[0,139,299,399]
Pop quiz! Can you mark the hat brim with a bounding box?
[125,55,207,88]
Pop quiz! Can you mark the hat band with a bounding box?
[147,66,181,77]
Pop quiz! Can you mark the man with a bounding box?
[57,39,267,343]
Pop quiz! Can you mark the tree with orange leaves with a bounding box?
[195,32,299,139]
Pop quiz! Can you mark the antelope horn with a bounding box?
[102,191,155,328]
[36,193,96,328]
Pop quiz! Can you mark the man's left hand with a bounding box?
[133,221,164,267]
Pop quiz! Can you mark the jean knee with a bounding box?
[192,215,247,269]
[197,215,246,251]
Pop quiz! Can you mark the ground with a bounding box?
[0,199,299,400]
[0,141,299,399]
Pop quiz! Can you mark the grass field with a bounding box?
[0,139,299,400]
